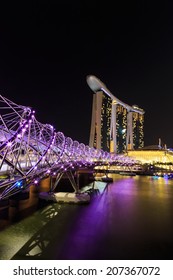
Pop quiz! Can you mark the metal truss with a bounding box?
[0,95,137,200]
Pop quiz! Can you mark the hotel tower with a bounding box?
[87,75,144,154]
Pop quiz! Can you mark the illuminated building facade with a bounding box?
[126,146,173,165]
[116,104,127,153]
[87,75,145,154]
[100,93,112,151]
[132,107,144,150]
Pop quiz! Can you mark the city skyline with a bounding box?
[0,2,173,147]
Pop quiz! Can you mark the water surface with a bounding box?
[0,175,173,260]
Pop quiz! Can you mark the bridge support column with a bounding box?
[49,171,79,193]
[66,171,79,193]
[39,170,90,203]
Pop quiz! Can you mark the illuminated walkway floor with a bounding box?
[0,176,173,260]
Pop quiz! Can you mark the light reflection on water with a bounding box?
[0,175,173,260]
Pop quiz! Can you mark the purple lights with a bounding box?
[0,94,137,199]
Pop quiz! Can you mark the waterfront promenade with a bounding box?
[0,175,173,260]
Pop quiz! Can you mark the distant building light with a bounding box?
[132,104,139,109]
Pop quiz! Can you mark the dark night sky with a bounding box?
[0,1,173,147]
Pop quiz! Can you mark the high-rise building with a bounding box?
[116,104,128,153]
[100,92,112,151]
[87,75,145,154]
[132,106,145,150]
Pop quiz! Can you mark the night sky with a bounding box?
[0,1,173,148]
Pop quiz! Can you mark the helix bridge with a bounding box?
[0,95,137,201]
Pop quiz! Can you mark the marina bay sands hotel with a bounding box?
[87,75,145,154]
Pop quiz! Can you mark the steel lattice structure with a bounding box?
[0,95,137,200]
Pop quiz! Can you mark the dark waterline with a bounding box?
[0,175,173,260]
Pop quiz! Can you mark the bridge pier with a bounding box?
[0,169,95,207]
[38,169,94,204]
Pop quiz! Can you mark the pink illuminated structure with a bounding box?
[0,95,137,200]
